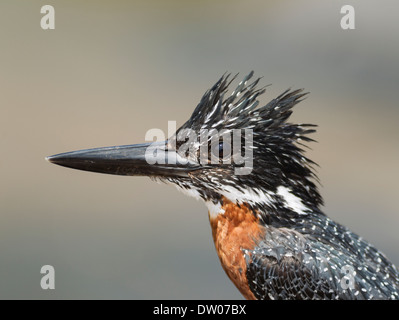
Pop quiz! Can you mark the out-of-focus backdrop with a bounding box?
[0,0,398,299]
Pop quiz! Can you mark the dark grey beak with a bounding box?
[46,141,200,177]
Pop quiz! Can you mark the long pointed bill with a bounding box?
[46,141,200,177]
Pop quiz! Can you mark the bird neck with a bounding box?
[208,197,263,300]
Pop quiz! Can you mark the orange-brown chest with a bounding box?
[208,198,264,300]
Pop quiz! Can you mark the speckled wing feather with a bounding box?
[246,214,399,300]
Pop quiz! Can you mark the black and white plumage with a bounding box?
[47,71,399,300]
[169,72,399,299]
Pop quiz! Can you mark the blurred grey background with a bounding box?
[0,0,398,299]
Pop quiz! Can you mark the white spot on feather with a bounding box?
[220,185,273,207]
[206,201,225,219]
[276,186,310,215]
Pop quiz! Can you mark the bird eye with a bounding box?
[211,140,231,162]
[218,142,225,158]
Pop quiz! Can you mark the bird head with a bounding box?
[47,72,322,217]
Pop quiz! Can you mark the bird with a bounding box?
[46,71,399,300]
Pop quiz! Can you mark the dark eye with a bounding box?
[213,141,231,161]
[218,142,224,158]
